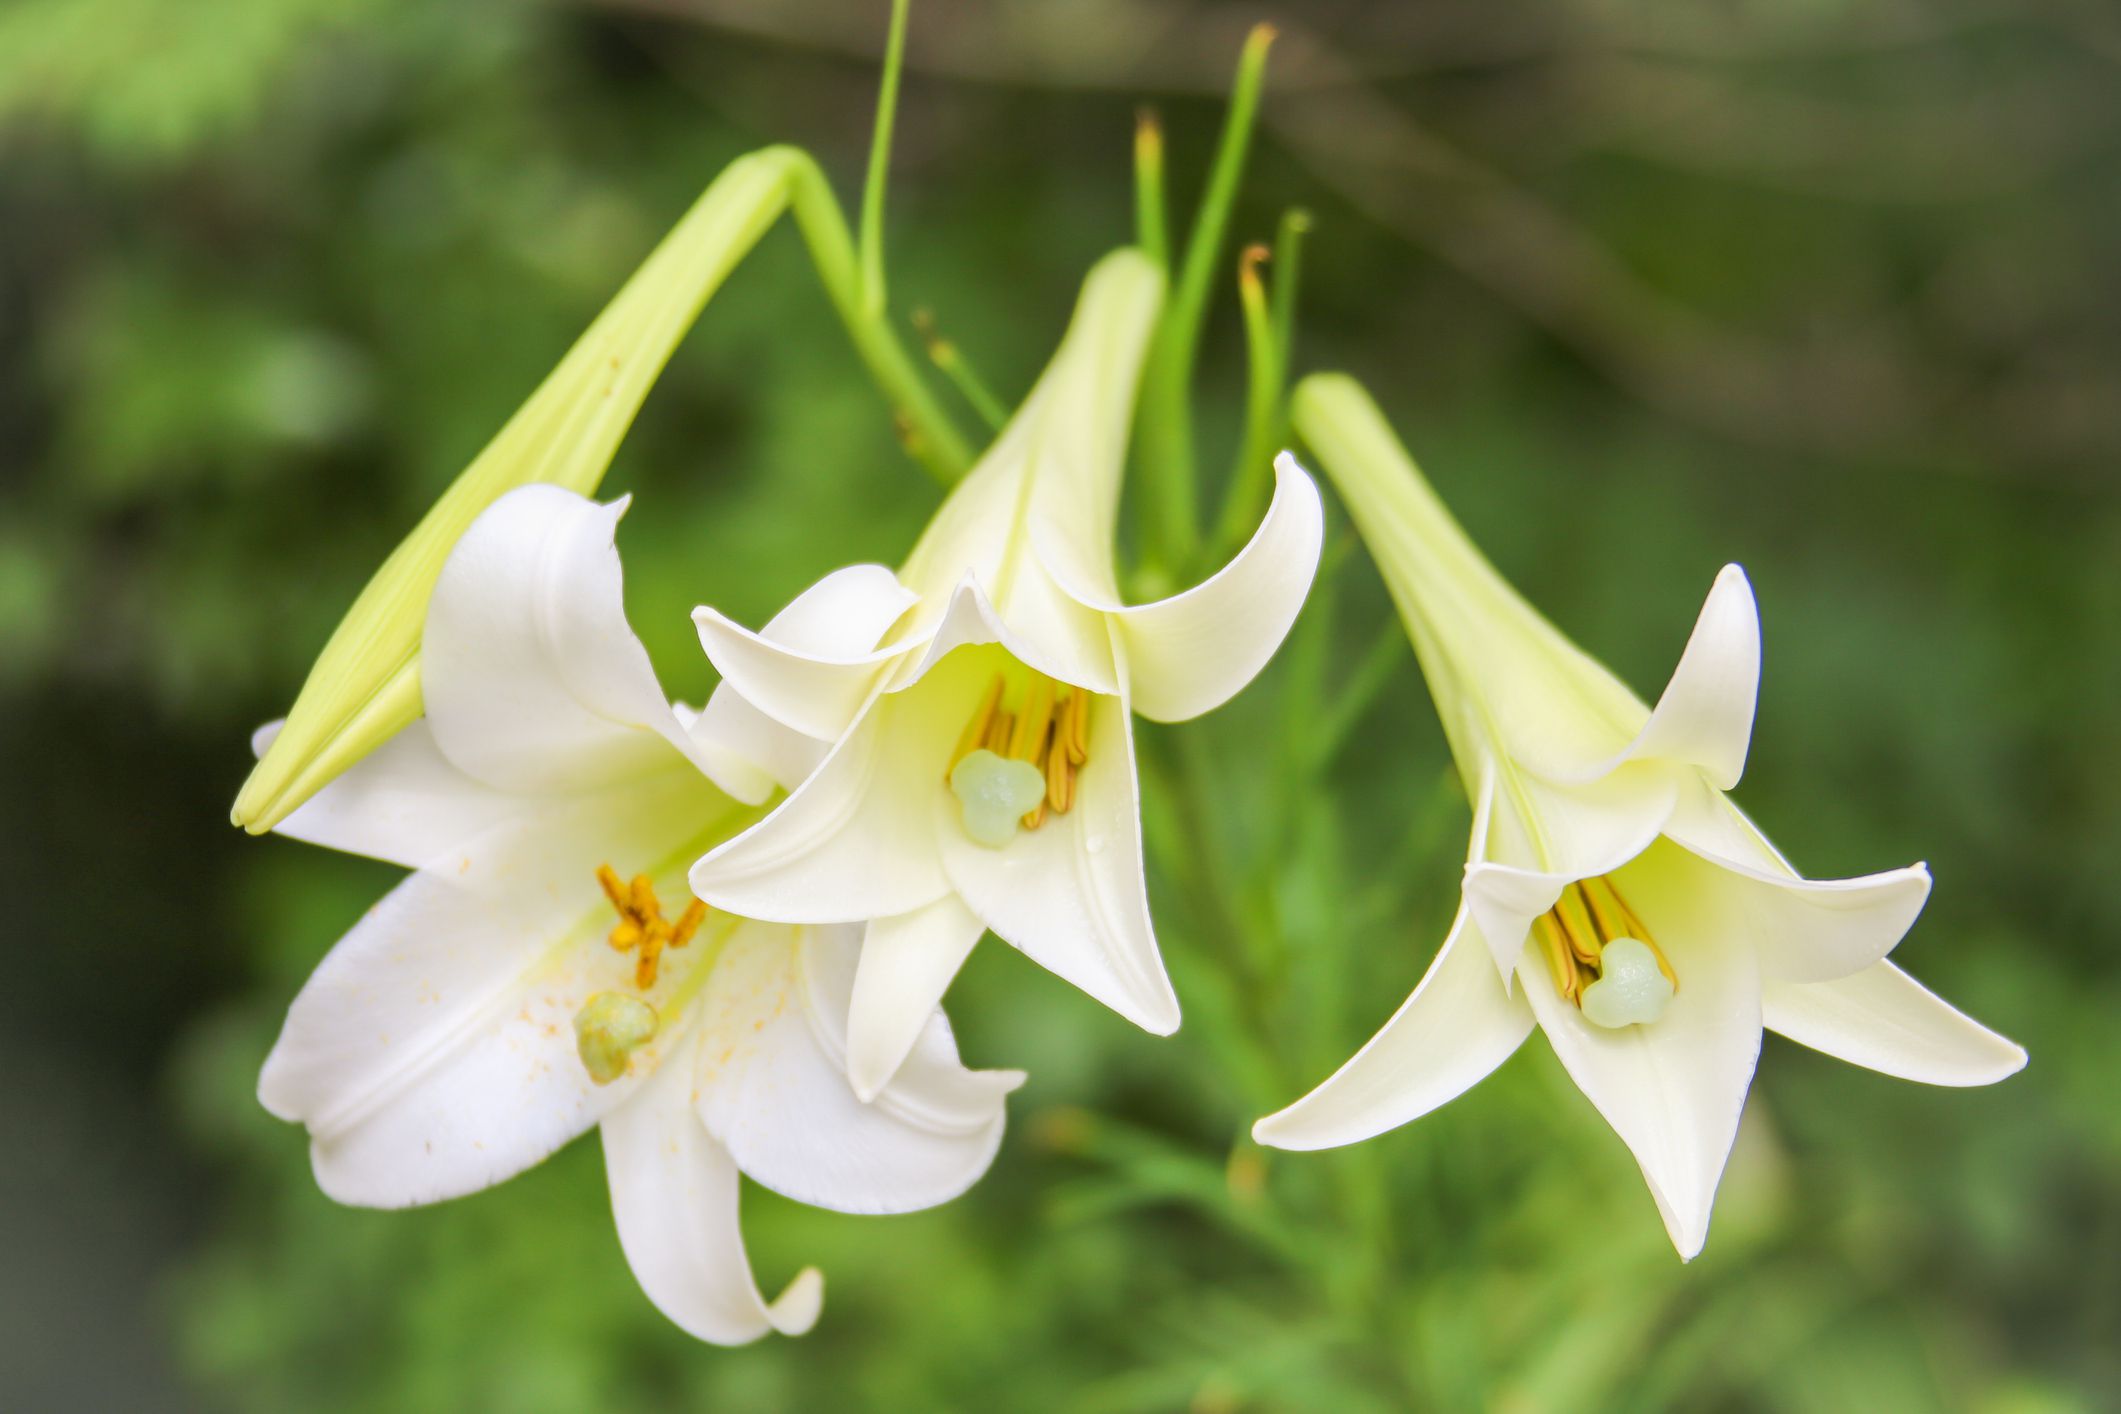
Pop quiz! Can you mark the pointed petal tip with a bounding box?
[1249,1107,1323,1152]
[766,1266,825,1337]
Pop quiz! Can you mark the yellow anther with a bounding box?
[596,863,629,914]
[947,673,1098,838]
[669,898,707,950]
[1543,876,1680,1012]
[594,863,708,992]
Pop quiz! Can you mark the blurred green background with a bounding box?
[3,0,2117,1408]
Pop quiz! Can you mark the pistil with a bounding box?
[947,670,1095,846]
[1536,876,1678,1028]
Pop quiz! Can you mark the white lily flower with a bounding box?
[1254,375,2025,1259]
[688,249,1325,1100]
[256,484,1022,1344]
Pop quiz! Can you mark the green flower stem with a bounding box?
[776,145,974,485]
[856,0,911,320]
[1134,108,1169,270]
[1211,244,1282,558]
[1269,207,1310,375]
[915,310,1009,431]
[1134,24,1275,575]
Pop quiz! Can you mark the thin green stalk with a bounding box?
[1134,108,1169,270]
[1269,206,1310,374]
[857,0,911,318]
[1135,23,1276,574]
[914,309,1009,431]
[1213,243,1281,556]
[1306,618,1408,772]
[777,146,973,483]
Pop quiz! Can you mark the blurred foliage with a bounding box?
[2,0,2117,1409]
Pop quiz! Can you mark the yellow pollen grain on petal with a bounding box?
[607,919,642,952]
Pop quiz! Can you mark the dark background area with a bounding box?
[2,0,2116,1407]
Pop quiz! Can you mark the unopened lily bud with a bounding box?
[233,149,802,834]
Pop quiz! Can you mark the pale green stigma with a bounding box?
[950,748,1048,849]
[1578,938,1674,1029]
[574,991,659,1085]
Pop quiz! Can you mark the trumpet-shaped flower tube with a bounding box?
[1254,374,2024,1260]
[689,250,1325,1101]
[235,145,971,837]
[256,485,1020,1344]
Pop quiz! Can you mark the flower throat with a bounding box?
[1536,877,1678,1030]
[946,670,1092,847]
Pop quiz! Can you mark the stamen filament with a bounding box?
[984,708,1015,755]
[1009,677,1055,762]
[1598,876,1677,989]
[1552,891,1601,966]
[1536,914,1581,1001]
[1065,686,1089,764]
[949,673,1006,778]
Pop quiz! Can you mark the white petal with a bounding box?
[1252,907,1533,1149]
[939,679,1180,1034]
[899,576,1117,699]
[687,676,959,924]
[258,768,731,1207]
[1040,453,1324,724]
[847,896,987,1103]
[422,485,758,798]
[602,1027,823,1344]
[893,253,1159,694]
[1013,250,1164,607]
[1521,841,1763,1260]
[257,717,527,870]
[1663,789,1933,984]
[692,564,915,745]
[1535,565,1760,790]
[1765,961,2026,1086]
[693,923,1023,1215]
